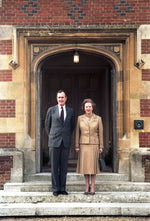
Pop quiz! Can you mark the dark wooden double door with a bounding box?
[40,52,113,172]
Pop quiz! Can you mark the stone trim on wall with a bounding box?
[32,43,122,62]
[0,155,13,189]
[130,150,145,182]
[130,150,150,182]
[0,149,23,187]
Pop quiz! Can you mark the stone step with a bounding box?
[0,202,149,216]
[0,191,150,204]
[28,172,129,182]
[4,181,150,192]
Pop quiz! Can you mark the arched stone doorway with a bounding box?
[35,46,120,173]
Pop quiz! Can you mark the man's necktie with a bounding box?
[60,106,64,123]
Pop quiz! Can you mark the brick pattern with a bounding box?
[0,70,12,81]
[65,0,88,23]
[0,0,150,25]
[0,40,12,55]
[141,39,150,54]
[140,99,150,117]
[142,155,150,182]
[142,69,150,81]
[0,156,13,189]
[139,132,150,148]
[0,133,15,148]
[0,100,15,118]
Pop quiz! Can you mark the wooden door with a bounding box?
[41,69,112,172]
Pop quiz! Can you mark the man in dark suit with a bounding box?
[45,89,75,196]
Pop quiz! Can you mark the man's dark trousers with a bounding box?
[50,141,70,192]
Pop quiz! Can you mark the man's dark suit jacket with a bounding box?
[45,105,75,148]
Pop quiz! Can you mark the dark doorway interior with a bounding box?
[40,50,113,172]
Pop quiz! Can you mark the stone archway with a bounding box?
[32,45,121,173]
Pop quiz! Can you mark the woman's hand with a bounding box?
[75,147,80,152]
[99,148,103,153]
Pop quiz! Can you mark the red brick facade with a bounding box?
[0,133,15,148]
[142,69,150,81]
[0,70,12,81]
[0,156,13,188]
[142,156,150,182]
[139,132,150,148]
[0,100,15,118]
[0,40,12,54]
[140,99,150,117]
[0,0,150,26]
[142,39,150,54]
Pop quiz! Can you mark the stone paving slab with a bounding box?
[0,191,150,204]
[0,203,149,217]
[28,173,129,182]
[4,181,150,192]
[0,217,150,221]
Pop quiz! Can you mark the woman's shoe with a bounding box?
[90,192,95,195]
[84,185,90,195]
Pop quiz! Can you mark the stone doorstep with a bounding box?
[0,191,150,204]
[4,181,150,192]
[0,202,149,216]
[28,172,129,182]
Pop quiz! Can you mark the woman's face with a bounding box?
[84,102,93,115]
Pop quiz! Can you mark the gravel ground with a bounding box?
[0,217,150,221]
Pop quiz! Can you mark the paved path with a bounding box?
[1,217,150,221]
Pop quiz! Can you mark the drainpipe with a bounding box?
[9,27,19,69]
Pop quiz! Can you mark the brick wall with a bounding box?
[141,31,150,181]
[0,133,15,148]
[0,0,150,26]
[141,39,150,54]
[142,69,150,81]
[140,99,150,117]
[139,132,150,148]
[0,156,13,189]
[0,40,12,54]
[142,156,150,182]
[0,70,12,81]
[0,38,14,188]
[0,100,15,118]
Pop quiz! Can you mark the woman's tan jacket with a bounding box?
[75,113,104,149]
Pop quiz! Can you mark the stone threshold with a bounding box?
[0,202,149,217]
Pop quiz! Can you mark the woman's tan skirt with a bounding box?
[76,144,100,174]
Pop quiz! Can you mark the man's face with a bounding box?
[57,92,67,107]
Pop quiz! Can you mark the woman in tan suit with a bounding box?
[75,98,104,195]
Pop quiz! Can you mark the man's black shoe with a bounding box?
[59,191,68,195]
[53,191,59,196]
